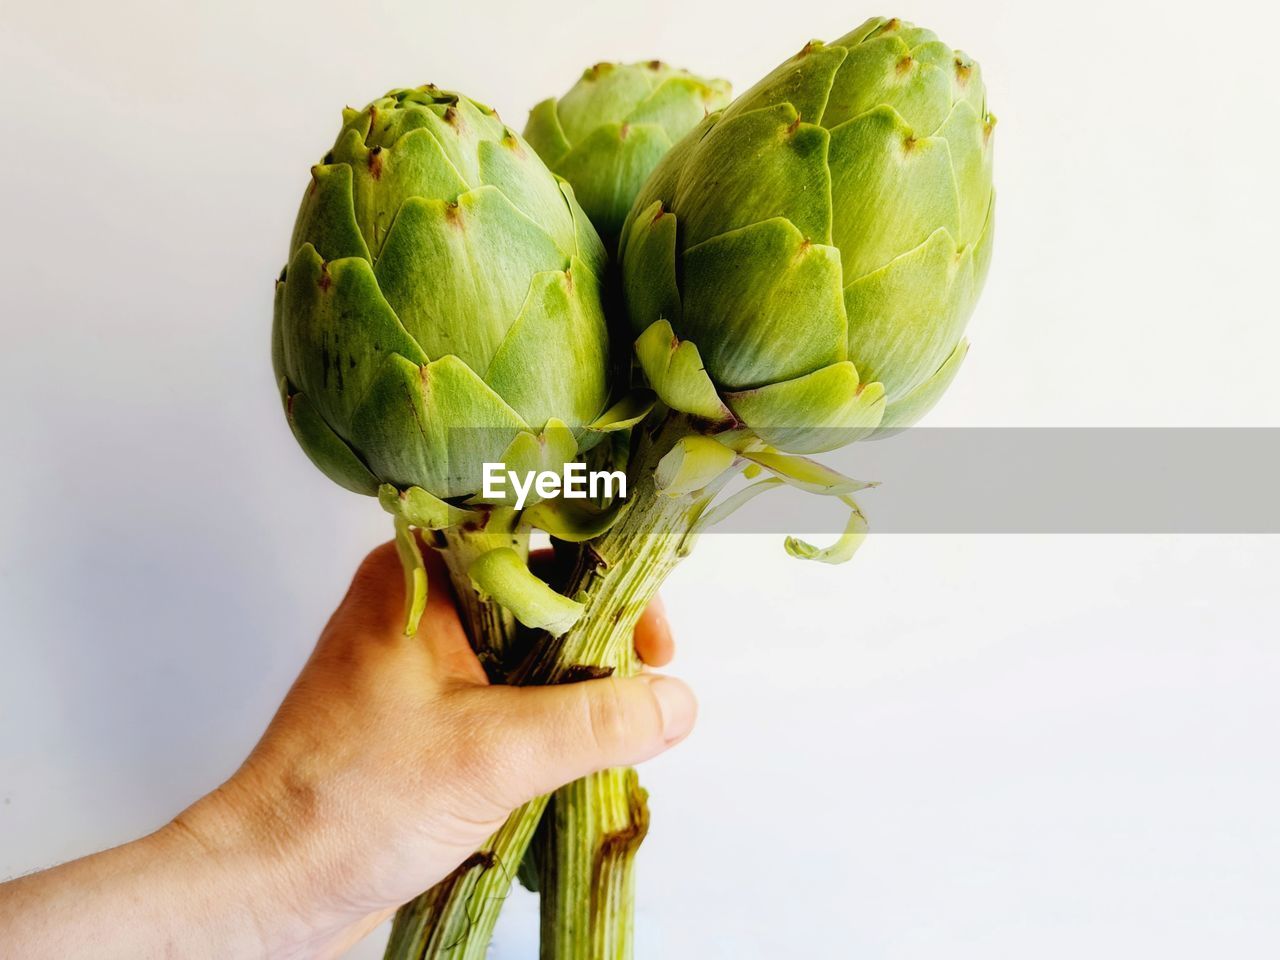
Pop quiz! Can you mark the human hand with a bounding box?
[170,540,694,956]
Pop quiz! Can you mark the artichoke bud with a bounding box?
[620,17,995,451]
[525,61,731,250]
[274,85,612,502]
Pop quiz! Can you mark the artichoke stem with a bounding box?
[538,768,649,960]
[385,796,547,960]
[437,515,526,680]
[517,413,736,960]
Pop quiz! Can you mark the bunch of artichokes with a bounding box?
[272,15,994,960]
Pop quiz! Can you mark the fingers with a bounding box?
[467,673,697,806]
[633,596,674,667]
[415,550,487,683]
[322,539,481,681]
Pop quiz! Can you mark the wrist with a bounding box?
[164,774,357,959]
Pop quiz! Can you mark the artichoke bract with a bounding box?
[273,85,611,505]
[621,17,995,453]
[524,62,731,250]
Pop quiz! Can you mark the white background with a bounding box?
[2,1,1278,957]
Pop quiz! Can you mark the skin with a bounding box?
[0,541,694,958]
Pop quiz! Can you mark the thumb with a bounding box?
[465,675,697,807]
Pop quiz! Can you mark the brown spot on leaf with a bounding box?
[897,55,914,75]
[786,112,803,135]
[955,57,973,84]
[903,135,918,152]
[650,202,666,223]
[317,263,332,292]
[885,17,901,31]
[619,122,631,140]
[368,146,383,180]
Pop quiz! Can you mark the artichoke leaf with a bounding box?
[524,496,626,543]
[373,186,566,373]
[476,419,578,508]
[279,244,428,434]
[719,41,847,129]
[378,483,477,530]
[823,34,952,134]
[271,278,286,384]
[843,227,970,400]
[681,218,847,390]
[559,180,608,279]
[676,103,832,249]
[468,547,584,637]
[485,260,609,431]
[555,64,655,144]
[392,515,429,636]
[555,122,672,245]
[873,338,969,437]
[827,105,961,284]
[934,99,995,246]
[785,495,869,565]
[634,320,732,424]
[586,391,656,433]
[524,98,572,167]
[726,361,885,454]
[348,353,528,500]
[654,436,737,497]
[330,126,468,259]
[689,477,785,536]
[282,385,381,496]
[740,449,876,496]
[289,162,372,264]
[626,75,729,141]
[477,134,577,257]
[621,201,682,336]
[832,16,897,48]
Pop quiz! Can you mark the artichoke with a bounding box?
[621,17,995,453]
[273,85,612,508]
[524,61,731,249]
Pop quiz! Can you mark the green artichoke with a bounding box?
[272,85,613,506]
[621,17,995,453]
[524,61,731,249]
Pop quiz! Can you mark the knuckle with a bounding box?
[584,678,633,756]
[351,541,399,592]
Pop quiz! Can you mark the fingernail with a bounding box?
[642,674,697,744]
